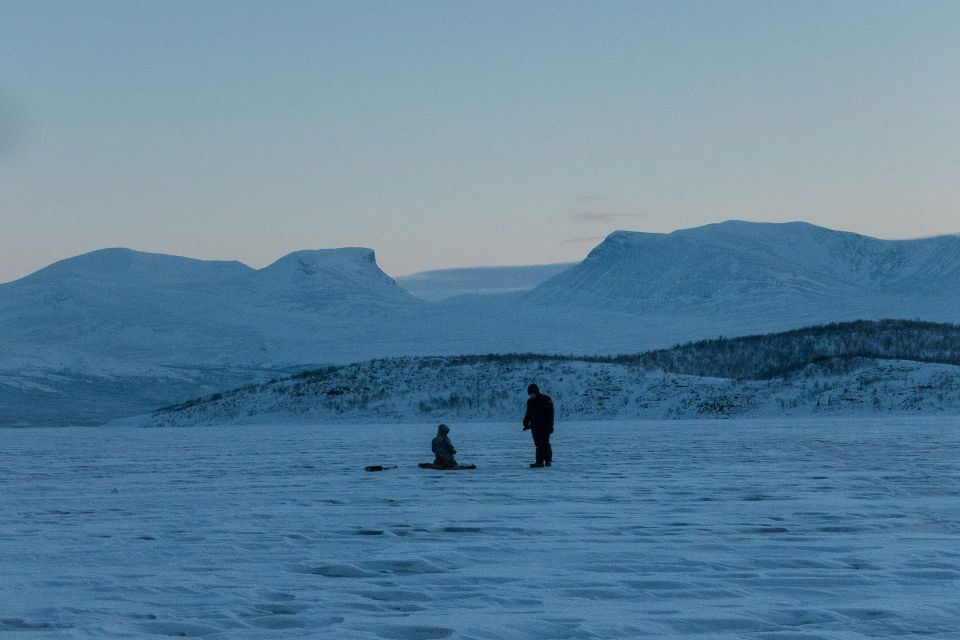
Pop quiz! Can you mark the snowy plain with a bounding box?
[3,418,959,639]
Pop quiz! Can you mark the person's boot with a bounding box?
[545,461,552,467]
[530,462,545,468]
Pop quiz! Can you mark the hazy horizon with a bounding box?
[5,217,959,286]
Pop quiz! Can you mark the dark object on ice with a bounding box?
[523,384,554,466]
[431,423,458,467]
[418,462,477,470]
[529,461,552,468]
[364,465,397,472]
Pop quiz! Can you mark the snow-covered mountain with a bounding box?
[0,246,420,366]
[0,246,426,425]
[239,248,418,312]
[527,221,960,325]
[3,221,960,426]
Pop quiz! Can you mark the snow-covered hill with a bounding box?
[124,320,960,427]
[127,356,960,427]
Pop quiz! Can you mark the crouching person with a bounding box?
[431,424,458,467]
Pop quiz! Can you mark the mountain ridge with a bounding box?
[526,220,960,315]
[4,221,960,425]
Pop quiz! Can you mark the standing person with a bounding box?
[522,383,554,468]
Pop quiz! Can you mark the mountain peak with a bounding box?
[260,248,377,276]
[530,221,960,316]
[12,247,252,287]
[247,247,415,310]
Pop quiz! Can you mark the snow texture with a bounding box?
[2,418,959,638]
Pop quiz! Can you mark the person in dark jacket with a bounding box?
[431,424,458,467]
[522,383,554,467]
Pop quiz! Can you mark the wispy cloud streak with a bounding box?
[557,235,606,244]
[571,211,647,224]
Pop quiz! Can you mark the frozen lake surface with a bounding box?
[2,418,959,639]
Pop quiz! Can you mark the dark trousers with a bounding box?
[531,429,552,464]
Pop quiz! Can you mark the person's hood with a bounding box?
[436,424,450,436]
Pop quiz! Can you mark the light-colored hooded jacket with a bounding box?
[431,424,457,466]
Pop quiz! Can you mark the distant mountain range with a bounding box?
[397,263,574,301]
[2,220,959,425]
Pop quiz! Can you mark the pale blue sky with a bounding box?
[2,1,959,282]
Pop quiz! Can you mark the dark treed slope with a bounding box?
[612,319,960,379]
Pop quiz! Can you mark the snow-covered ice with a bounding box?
[2,418,959,638]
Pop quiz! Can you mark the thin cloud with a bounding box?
[571,211,648,224]
[558,235,606,244]
[573,195,628,207]
[560,196,648,224]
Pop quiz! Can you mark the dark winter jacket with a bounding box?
[431,424,458,466]
[523,393,554,434]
